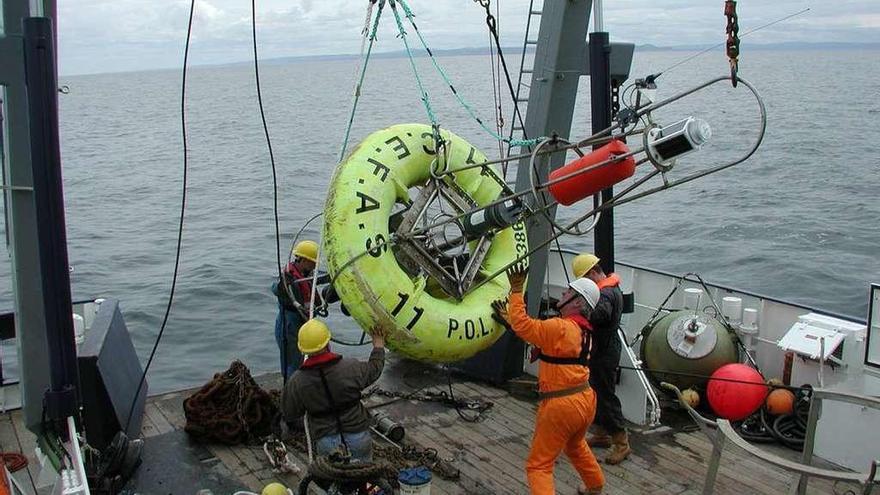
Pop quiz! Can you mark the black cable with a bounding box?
[124,0,194,433]
[654,8,810,78]
[445,368,482,423]
[250,0,282,278]
[618,365,812,394]
[250,0,289,379]
[734,411,775,444]
[480,3,526,145]
[365,384,430,410]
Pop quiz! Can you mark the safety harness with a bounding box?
[300,353,357,454]
[279,263,312,313]
[317,365,353,453]
[534,314,592,366]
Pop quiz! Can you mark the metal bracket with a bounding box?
[393,180,493,300]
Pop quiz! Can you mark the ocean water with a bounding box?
[1,49,878,393]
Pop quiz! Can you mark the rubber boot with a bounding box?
[586,426,611,449]
[605,430,631,465]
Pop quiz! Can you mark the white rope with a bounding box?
[339,0,378,159]
[491,0,505,160]
[308,254,321,319]
[304,413,314,463]
[362,0,375,37]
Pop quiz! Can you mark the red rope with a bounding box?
[0,452,28,473]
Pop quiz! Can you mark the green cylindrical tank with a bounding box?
[640,310,738,390]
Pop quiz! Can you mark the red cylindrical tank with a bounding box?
[547,140,636,206]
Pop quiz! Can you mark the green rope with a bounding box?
[396,0,542,149]
[389,0,440,136]
[339,0,386,162]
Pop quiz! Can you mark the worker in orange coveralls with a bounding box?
[492,262,605,495]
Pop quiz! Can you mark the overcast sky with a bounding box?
[56,0,880,75]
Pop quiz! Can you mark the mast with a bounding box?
[515,0,631,313]
[514,0,595,317]
[590,1,616,273]
[461,0,632,382]
[1,0,62,434]
[24,14,81,427]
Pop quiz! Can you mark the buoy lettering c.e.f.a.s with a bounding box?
[324,124,527,362]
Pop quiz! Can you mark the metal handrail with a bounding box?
[662,383,880,495]
[796,389,880,494]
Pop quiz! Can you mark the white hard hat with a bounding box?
[568,278,600,309]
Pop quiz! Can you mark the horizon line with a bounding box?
[61,40,880,78]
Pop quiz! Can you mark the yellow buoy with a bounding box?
[681,388,700,408]
[261,482,288,495]
[324,124,527,362]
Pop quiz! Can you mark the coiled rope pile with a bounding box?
[183,360,278,444]
[182,361,460,483]
[285,427,460,482]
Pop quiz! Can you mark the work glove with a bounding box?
[491,299,513,332]
[506,261,528,293]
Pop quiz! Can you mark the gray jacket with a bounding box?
[281,348,385,440]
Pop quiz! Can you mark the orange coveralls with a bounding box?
[509,292,605,494]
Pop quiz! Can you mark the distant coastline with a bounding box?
[255,41,880,66]
[61,41,879,77]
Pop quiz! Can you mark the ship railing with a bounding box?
[662,382,880,495]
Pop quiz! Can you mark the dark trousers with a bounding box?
[589,349,625,434]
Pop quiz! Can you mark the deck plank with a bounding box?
[138,409,162,439]
[116,363,871,495]
[423,411,536,492]
[144,402,174,436]
[0,412,37,493]
[668,432,792,494]
[9,410,41,490]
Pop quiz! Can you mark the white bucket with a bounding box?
[683,288,703,310]
[398,466,431,495]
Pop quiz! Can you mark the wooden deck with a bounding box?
[0,356,861,494]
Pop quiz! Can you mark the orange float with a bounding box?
[766,388,796,416]
[547,140,636,206]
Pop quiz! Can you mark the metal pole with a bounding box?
[457,0,594,383]
[516,0,594,314]
[589,30,615,273]
[1,0,55,434]
[23,16,79,424]
[594,0,604,32]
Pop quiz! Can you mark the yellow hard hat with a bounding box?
[292,240,319,263]
[298,319,332,355]
[572,253,600,278]
[261,483,288,495]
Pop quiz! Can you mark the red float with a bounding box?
[706,363,768,421]
[547,140,636,206]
